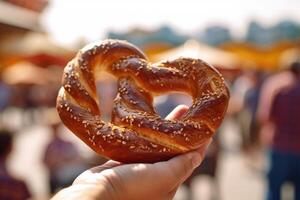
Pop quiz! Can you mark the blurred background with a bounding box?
[0,0,300,199]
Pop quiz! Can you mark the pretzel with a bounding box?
[57,39,229,163]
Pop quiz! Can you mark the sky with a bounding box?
[41,0,300,47]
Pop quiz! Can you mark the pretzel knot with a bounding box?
[57,39,229,163]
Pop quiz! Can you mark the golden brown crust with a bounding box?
[56,39,229,163]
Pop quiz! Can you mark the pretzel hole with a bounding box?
[96,79,117,121]
[153,93,192,118]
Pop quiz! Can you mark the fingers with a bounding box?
[194,138,212,154]
[165,104,189,120]
[154,139,212,189]
[153,151,202,191]
[180,139,212,181]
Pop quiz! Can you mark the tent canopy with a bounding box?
[0,32,73,56]
[1,61,57,85]
[151,40,243,69]
[221,41,300,70]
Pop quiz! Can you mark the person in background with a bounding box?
[0,79,11,111]
[43,122,86,194]
[0,129,31,200]
[230,70,263,152]
[243,71,262,148]
[258,62,300,200]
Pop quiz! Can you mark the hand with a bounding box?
[52,105,211,200]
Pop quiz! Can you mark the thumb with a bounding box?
[165,105,189,120]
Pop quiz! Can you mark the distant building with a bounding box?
[245,20,300,45]
[197,26,232,46]
[274,20,300,41]
[108,20,300,49]
[107,25,188,47]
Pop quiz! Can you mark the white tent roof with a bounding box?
[0,33,73,55]
[2,61,49,85]
[152,40,242,69]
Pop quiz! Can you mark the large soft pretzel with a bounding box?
[57,39,229,163]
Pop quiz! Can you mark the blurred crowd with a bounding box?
[0,56,299,200]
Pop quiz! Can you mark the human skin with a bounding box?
[52,105,211,200]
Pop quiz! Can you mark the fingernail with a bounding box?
[190,152,203,169]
